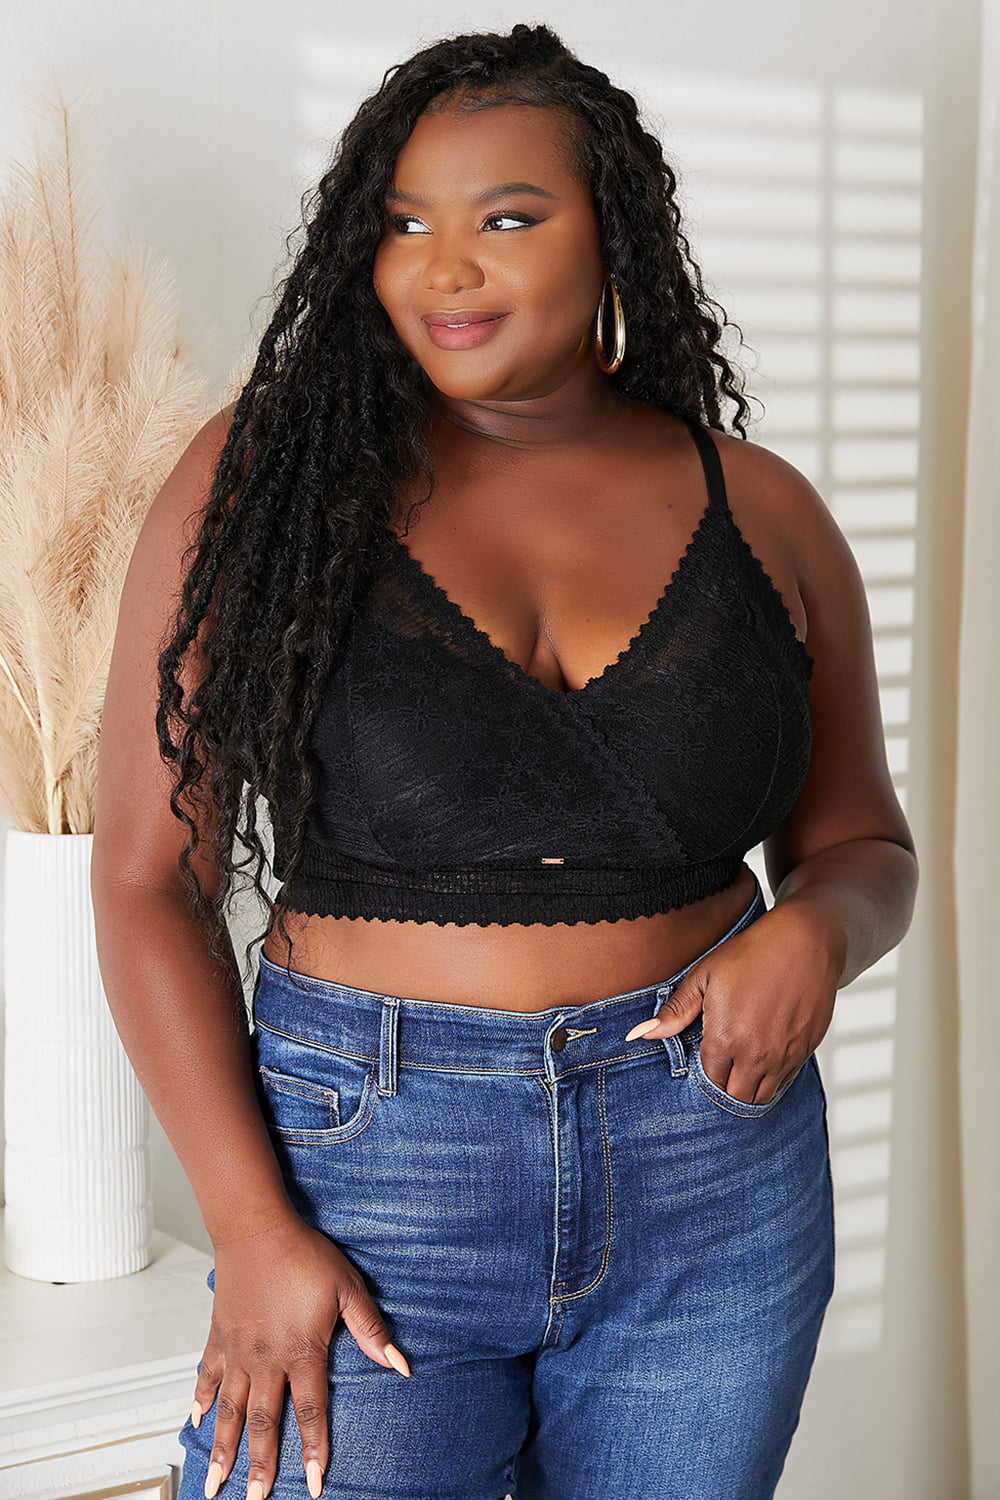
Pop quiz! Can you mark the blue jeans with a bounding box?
[177,871,834,1500]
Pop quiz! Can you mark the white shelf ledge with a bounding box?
[0,1210,213,1497]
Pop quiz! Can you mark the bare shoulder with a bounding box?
[109,396,242,709]
[707,428,857,589]
[704,425,878,645]
[170,401,238,514]
[112,395,241,679]
[134,402,239,564]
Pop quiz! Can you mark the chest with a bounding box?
[389,488,805,696]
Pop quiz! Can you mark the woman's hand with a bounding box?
[190,1212,410,1500]
[624,900,843,1104]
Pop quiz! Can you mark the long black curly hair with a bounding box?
[155,21,754,983]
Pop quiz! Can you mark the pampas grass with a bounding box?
[0,87,214,833]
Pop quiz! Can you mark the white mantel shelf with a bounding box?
[0,1210,213,1499]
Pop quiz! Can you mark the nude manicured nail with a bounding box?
[306,1459,324,1498]
[246,1481,264,1500]
[191,1400,202,1429]
[384,1343,411,1377]
[204,1460,223,1499]
[624,1018,659,1041]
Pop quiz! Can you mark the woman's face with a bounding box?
[372,101,606,403]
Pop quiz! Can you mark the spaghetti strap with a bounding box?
[683,417,728,512]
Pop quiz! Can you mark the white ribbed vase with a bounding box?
[3,829,152,1281]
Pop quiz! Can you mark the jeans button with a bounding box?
[550,1027,568,1052]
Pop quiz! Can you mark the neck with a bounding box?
[427,365,630,451]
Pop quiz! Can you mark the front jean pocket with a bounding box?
[252,1026,379,1143]
[688,1036,801,1119]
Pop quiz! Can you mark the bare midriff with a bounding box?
[259,863,758,1013]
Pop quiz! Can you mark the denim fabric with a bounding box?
[177,872,834,1500]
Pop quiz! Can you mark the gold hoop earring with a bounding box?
[595,277,626,374]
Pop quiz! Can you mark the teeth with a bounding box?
[434,317,497,329]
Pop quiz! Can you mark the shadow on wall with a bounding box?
[638,68,921,1364]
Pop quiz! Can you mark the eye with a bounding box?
[386,210,540,236]
[389,214,431,235]
[483,212,538,231]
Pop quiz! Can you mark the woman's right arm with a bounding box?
[91,408,408,1500]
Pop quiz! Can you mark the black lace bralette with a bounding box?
[270,419,814,926]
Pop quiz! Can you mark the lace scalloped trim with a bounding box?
[388,499,715,699]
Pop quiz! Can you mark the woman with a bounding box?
[92,22,917,1500]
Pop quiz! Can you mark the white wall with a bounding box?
[0,2,979,1496]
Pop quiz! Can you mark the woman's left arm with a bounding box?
[630,440,919,1103]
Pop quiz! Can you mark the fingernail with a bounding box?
[306,1460,324,1498]
[384,1342,411,1377]
[625,1018,659,1041]
[246,1482,265,1500]
[204,1460,223,1499]
[191,1400,202,1429]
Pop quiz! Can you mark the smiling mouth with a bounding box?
[420,313,509,350]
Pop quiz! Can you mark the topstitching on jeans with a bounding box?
[553,1064,615,1306]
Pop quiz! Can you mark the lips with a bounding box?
[421,311,509,351]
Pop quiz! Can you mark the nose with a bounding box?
[422,238,485,295]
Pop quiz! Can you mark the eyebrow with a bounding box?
[385,181,559,208]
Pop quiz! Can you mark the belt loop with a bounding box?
[663,1035,689,1077]
[654,985,689,1077]
[378,997,399,1096]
